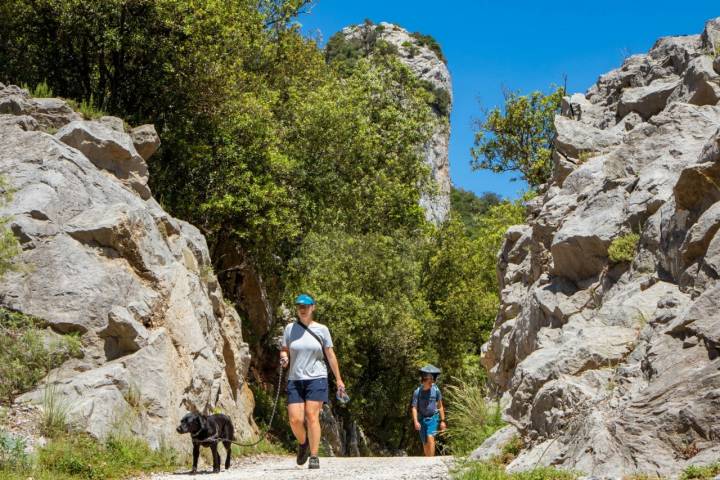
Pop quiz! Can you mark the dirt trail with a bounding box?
[149,455,453,479]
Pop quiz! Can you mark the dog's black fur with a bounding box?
[176,412,234,473]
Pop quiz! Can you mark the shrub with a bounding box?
[0,308,83,402]
[0,431,29,472]
[21,80,54,98]
[608,232,640,263]
[0,176,20,277]
[410,32,447,63]
[442,379,505,456]
[78,95,107,120]
[681,462,720,480]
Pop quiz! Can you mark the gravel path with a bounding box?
[149,455,453,480]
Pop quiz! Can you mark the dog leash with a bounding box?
[198,366,285,448]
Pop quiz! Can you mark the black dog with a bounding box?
[176,412,234,473]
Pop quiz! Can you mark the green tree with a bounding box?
[450,188,501,237]
[471,87,564,187]
[422,199,526,382]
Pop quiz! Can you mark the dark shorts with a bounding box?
[287,378,329,404]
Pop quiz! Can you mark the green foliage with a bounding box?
[0,431,30,472]
[33,433,179,480]
[419,79,452,117]
[410,32,447,64]
[0,308,82,402]
[681,462,720,480]
[608,232,640,263]
[21,80,54,98]
[453,462,579,480]
[472,87,565,187]
[442,379,504,456]
[450,188,501,238]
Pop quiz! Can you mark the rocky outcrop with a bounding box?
[481,19,720,476]
[0,84,256,450]
[334,22,452,224]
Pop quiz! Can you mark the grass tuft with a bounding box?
[453,461,579,480]
[21,80,54,98]
[40,383,71,438]
[443,379,506,456]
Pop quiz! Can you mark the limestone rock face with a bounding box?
[481,18,720,476]
[335,22,452,224]
[0,84,256,450]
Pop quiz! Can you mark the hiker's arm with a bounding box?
[438,400,446,430]
[324,347,345,388]
[411,406,420,430]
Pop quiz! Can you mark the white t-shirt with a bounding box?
[282,322,333,381]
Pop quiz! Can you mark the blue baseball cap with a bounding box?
[294,294,315,305]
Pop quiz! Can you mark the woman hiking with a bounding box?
[279,294,346,470]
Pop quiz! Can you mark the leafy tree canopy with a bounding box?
[471,87,564,187]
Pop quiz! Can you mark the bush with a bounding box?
[0,176,20,277]
[454,462,579,480]
[410,32,447,64]
[442,379,505,456]
[608,232,640,263]
[0,431,30,472]
[0,308,83,402]
[681,462,720,480]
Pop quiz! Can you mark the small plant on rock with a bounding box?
[608,232,640,263]
[0,431,29,472]
[40,383,71,438]
[681,461,720,480]
[20,80,54,98]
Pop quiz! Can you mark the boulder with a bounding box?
[617,78,678,119]
[668,56,720,106]
[0,85,256,451]
[130,124,161,161]
[554,116,622,159]
[56,120,151,199]
[469,425,519,461]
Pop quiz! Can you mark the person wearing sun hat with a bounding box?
[279,293,346,470]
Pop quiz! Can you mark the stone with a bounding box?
[56,120,151,199]
[554,115,622,159]
[0,85,256,451]
[668,56,720,106]
[130,124,161,161]
[0,114,38,131]
[617,78,678,119]
[469,425,519,461]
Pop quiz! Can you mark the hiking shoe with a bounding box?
[308,456,320,469]
[296,440,310,465]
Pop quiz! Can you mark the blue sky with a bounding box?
[300,1,720,199]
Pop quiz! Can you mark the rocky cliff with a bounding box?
[334,22,452,224]
[479,18,720,475]
[0,84,256,450]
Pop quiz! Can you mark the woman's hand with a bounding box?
[280,353,289,369]
[414,421,421,431]
[440,421,447,431]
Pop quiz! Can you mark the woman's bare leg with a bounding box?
[288,403,306,444]
[304,400,323,456]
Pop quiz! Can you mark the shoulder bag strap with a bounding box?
[295,321,332,375]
